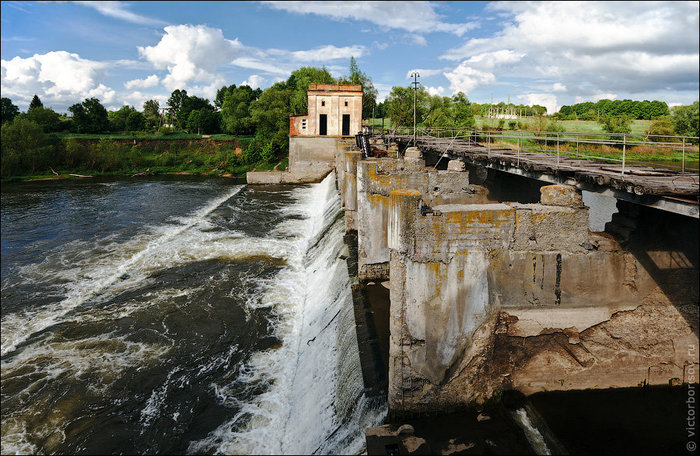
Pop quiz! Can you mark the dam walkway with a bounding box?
[374,128,699,218]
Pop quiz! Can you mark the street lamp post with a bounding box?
[410,71,420,146]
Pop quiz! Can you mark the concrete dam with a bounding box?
[246,85,699,453]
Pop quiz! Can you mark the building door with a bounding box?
[319,114,327,136]
[342,114,350,136]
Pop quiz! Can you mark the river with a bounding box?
[1,174,385,454]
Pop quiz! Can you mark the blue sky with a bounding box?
[2,1,698,114]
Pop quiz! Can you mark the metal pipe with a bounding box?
[621,134,626,176]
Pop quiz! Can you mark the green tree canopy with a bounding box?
[287,66,336,115]
[167,89,188,123]
[385,85,429,128]
[143,99,160,129]
[220,84,259,135]
[671,101,699,139]
[215,84,236,109]
[176,96,213,129]
[1,98,20,124]
[22,106,61,132]
[598,114,632,136]
[186,109,221,134]
[1,117,58,176]
[126,111,146,131]
[338,57,378,119]
[29,94,43,111]
[108,105,138,131]
[250,82,292,153]
[69,97,109,133]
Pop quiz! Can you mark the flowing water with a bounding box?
[1,174,385,454]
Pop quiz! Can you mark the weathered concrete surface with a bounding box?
[353,157,491,281]
[249,136,354,184]
[246,168,334,184]
[387,184,699,414]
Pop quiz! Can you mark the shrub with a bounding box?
[645,118,675,141]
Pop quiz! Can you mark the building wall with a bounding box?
[290,85,362,137]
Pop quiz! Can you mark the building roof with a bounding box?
[308,84,362,92]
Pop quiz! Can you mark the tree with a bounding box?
[167,89,188,123]
[645,118,675,141]
[385,85,428,128]
[1,98,20,124]
[671,102,699,139]
[23,106,61,132]
[143,99,160,129]
[108,105,137,131]
[1,117,57,176]
[126,111,146,131]
[29,94,43,111]
[338,57,378,119]
[249,82,292,153]
[220,85,258,135]
[177,96,213,129]
[451,92,475,128]
[286,66,336,115]
[69,97,109,133]
[215,84,236,110]
[598,114,632,136]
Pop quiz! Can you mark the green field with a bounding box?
[368,117,656,136]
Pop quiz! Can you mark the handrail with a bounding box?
[373,127,699,177]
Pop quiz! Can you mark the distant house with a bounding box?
[290,84,363,137]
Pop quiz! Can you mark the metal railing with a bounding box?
[374,126,700,177]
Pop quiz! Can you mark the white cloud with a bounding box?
[440,2,699,99]
[575,93,618,103]
[426,86,445,96]
[124,74,159,90]
[1,51,115,110]
[138,24,244,91]
[263,1,478,36]
[406,34,428,46]
[552,83,567,92]
[73,1,166,26]
[405,68,443,79]
[518,93,558,114]
[288,44,366,61]
[443,63,495,94]
[449,49,526,68]
[242,74,266,89]
[231,57,288,75]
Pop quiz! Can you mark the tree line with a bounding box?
[557,99,670,120]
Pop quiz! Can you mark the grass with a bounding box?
[489,138,699,170]
[475,117,654,135]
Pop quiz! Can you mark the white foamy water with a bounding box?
[1,185,281,356]
[512,408,551,455]
[189,173,386,455]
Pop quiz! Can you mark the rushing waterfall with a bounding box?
[189,172,386,454]
[511,408,551,455]
[1,174,385,454]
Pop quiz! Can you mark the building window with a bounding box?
[321,100,325,107]
[344,100,348,107]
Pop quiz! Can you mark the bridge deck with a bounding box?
[381,134,699,200]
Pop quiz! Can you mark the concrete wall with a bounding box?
[387,184,699,414]
[248,137,354,184]
[353,152,490,280]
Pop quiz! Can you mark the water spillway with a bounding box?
[0,174,384,454]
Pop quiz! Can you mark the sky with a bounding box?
[1,1,698,115]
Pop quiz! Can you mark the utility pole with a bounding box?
[411,71,420,146]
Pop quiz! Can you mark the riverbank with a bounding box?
[1,157,289,184]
